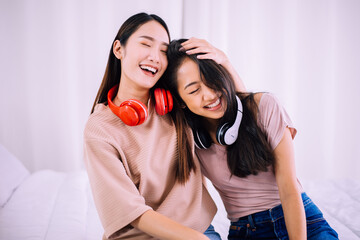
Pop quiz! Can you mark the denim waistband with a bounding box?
[231,192,310,224]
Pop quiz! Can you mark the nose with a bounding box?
[202,85,217,101]
[148,47,160,63]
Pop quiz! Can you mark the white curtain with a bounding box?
[1,0,359,180]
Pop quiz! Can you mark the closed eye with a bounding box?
[141,43,151,47]
[160,46,168,54]
[189,88,199,94]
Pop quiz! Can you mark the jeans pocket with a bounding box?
[228,224,246,239]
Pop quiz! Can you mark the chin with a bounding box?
[143,81,158,89]
[205,114,223,120]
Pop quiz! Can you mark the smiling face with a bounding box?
[176,58,227,120]
[116,20,169,91]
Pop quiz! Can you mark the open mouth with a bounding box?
[204,98,221,109]
[140,65,158,76]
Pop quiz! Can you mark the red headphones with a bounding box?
[107,85,173,126]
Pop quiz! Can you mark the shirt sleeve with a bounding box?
[83,137,152,238]
[258,93,297,150]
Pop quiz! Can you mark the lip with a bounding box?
[204,98,222,111]
[139,64,159,77]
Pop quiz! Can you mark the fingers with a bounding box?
[180,37,210,52]
[184,46,211,55]
[179,37,228,65]
[180,38,215,57]
[196,53,216,60]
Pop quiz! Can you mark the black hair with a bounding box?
[161,39,276,178]
[91,12,170,113]
[91,14,198,184]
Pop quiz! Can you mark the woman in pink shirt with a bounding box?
[160,38,339,239]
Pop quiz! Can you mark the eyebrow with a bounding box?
[139,35,169,46]
[184,82,199,90]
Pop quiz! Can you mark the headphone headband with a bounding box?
[107,84,173,126]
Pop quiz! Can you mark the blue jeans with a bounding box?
[204,224,222,240]
[228,192,338,240]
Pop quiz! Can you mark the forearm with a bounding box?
[274,129,306,239]
[131,210,209,240]
[280,191,306,240]
[180,37,246,92]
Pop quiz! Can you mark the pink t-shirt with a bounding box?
[84,101,216,239]
[196,93,301,221]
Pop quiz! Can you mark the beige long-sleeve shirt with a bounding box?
[83,102,216,239]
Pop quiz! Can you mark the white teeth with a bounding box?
[140,65,157,74]
[206,98,220,108]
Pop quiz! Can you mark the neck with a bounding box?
[114,78,150,106]
[203,118,221,145]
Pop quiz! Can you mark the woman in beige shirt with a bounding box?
[160,38,339,240]
[83,13,243,240]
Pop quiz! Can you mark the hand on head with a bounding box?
[180,37,229,66]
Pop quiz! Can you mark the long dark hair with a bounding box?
[91,14,197,184]
[91,12,170,113]
[162,39,275,178]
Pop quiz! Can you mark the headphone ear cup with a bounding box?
[216,96,243,145]
[119,100,148,126]
[216,123,230,145]
[194,129,212,149]
[118,104,140,126]
[154,88,173,115]
[166,90,173,112]
[107,84,148,126]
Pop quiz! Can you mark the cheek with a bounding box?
[182,96,199,113]
[121,54,133,68]
[161,55,168,66]
[221,96,227,110]
[178,91,190,105]
[187,104,198,114]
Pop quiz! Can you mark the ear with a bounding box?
[113,40,123,60]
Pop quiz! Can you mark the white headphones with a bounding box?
[194,95,243,149]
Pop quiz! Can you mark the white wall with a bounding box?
[1,0,359,180]
[0,0,183,172]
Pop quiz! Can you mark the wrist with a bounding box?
[220,59,232,69]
